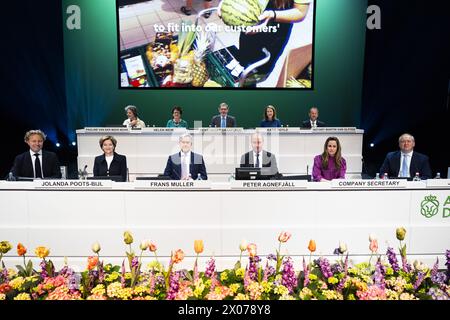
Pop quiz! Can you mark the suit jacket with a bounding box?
[210,115,236,128]
[163,152,208,180]
[301,119,326,128]
[93,152,128,182]
[379,151,432,179]
[240,150,279,176]
[11,150,61,179]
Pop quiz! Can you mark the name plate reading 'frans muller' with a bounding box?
[33,180,113,189]
[331,179,408,189]
[133,180,211,190]
[231,180,308,190]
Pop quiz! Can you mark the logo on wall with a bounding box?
[420,195,439,218]
[420,195,450,218]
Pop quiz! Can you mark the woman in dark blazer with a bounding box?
[93,135,127,182]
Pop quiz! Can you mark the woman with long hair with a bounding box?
[312,136,346,182]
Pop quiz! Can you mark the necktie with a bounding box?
[255,153,260,168]
[312,121,316,128]
[401,154,408,177]
[181,154,189,179]
[34,153,42,178]
[221,117,226,128]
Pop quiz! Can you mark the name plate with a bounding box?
[331,179,407,189]
[85,127,129,132]
[194,127,244,133]
[257,127,301,133]
[230,180,308,190]
[426,179,450,188]
[33,180,113,189]
[312,127,357,132]
[142,127,187,133]
[134,180,211,190]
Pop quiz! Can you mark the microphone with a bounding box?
[306,164,309,176]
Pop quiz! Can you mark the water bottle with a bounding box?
[228,173,235,182]
[435,172,441,179]
[412,172,421,181]
[375,172,380,180]
[383,173,389,180]
[7,172,16,181]
[196,173,203,181]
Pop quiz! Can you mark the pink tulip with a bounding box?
[369,239,378,253]
[278,231,291,243]
[247,243,257,257]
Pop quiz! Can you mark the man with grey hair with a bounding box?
[163,134,208,180]
[240,133,280,178]
[10,130,61,179]
[210,102,236,128]
[379,133,432,179]
[123,105,146,128]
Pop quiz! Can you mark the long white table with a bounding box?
[1,179,448,270]
[76,127,364,180]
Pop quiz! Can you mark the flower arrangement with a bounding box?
[0,228,448,300]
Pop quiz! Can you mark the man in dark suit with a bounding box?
[210,102,236,128]
[380,133,432,179]
[11,130,61,179]
[301,107,326,128]
[164,134,208,180]
[240,133,280,177]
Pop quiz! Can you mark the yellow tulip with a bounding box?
[194,240,204,254]
[123,231,134,245]
[34,246,50,259]
[396,227,406,241]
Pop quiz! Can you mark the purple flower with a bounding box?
[414,271,425,290]
[333,248,340,255]
[281,257,297,294]
[262,261,275,281]
[302,257,310,287]
[331,263,344,274]
[373,258,386,289]
[267,254,277,261]
[97,261,104,283]
[1,267,9,283]
[428,287,449,300]
[204,258,216,278]
[386,247,400,272]
[316,257,333,279]
[155,275,165,286]
[167,271,180,300]
[446,250,450,278]
[131,256,139,269]
[248,256,259,281]
[39,260,48,278]
[401,255,411,273]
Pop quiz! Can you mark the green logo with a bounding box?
[420,195,439,218]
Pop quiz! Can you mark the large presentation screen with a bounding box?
[117,0,315,89]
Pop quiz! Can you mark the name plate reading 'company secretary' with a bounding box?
[133,180,211,190]
[33,180,113,189]
[331,179,408,189]
[230,180,308,190]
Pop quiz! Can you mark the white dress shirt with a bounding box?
[398,151,413,177]
[29,149,43,178]
[181,151,191,178]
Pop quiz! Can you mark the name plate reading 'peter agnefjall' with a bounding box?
[33,180,113,189]
[133,180,211,190]
[331,179,408,189]
[231,180,308,190]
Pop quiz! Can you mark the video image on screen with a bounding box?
[117,0,315,89]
